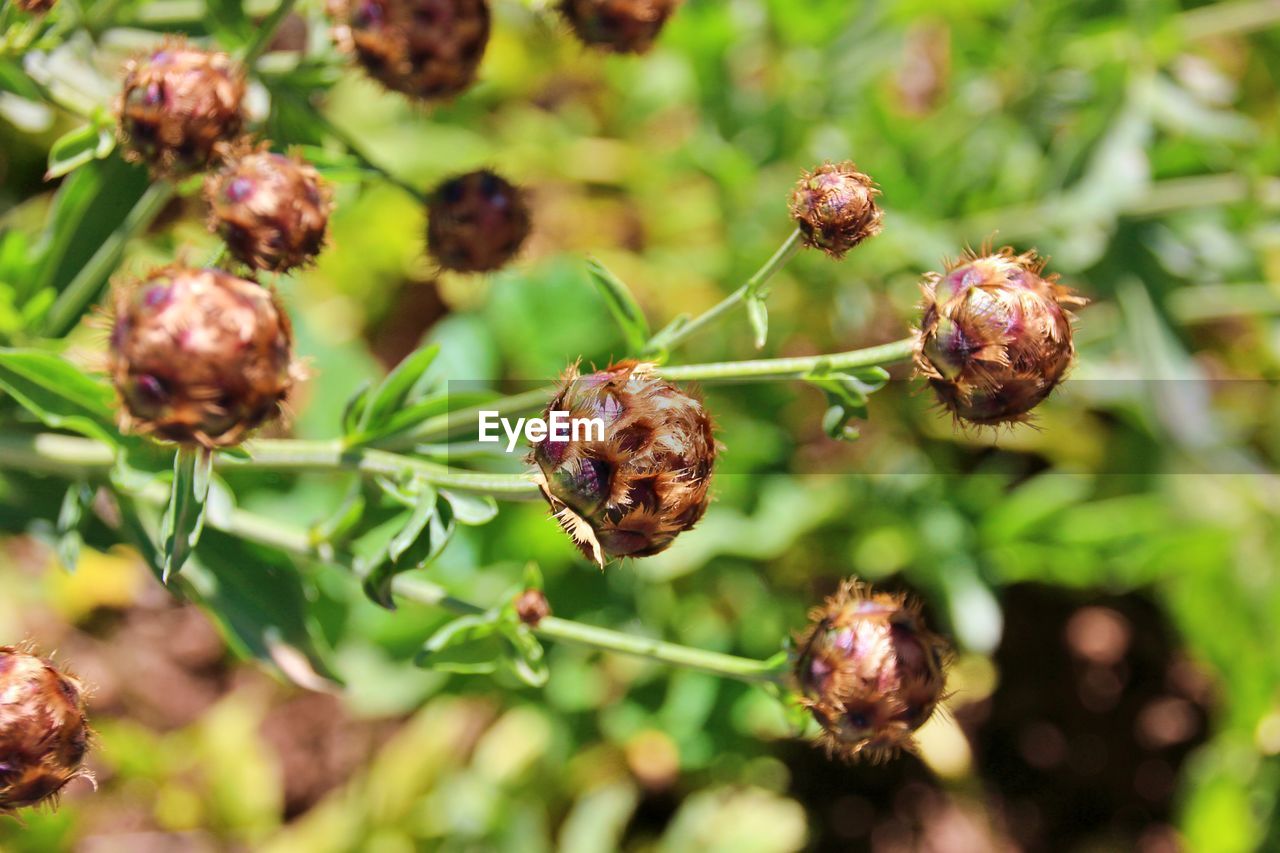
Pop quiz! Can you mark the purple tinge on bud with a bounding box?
[558,0,681,54]
[335,0,491,101]
[793,581,950,763]
[117,37,246,176]
[206,149,333,273]
[914,247,1086,426]
[788,162,883,259]
[108,267,297,447]
[0,646,93,812]
[426,170,531,273]
[529,360,716,567]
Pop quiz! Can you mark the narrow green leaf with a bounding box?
[45,124,116,180]
[388,485,437,564]
[360,496,455,609]
[440,489,498,526]
[0,348,118,443]
[746,295,769,349]
[586,259,651,354]
[415,614,504,674]
[161,447,212,583]
[55,482,91,572]
[353,344,440,436]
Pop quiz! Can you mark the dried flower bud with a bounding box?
[333,0,490,101]
[559,0,679,54]
[530,361,715,567]
[793,581,949,762]
[514,589,551,627]
[0,646,92,812]
[426,170,531,273]
[206,148,333,272]
[788,162,883,259]
[914,247,1085,426]
[117,39,246,176]
[15,0,57,14]
[108,267,297,447]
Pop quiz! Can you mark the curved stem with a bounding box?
[242,0,298,65]
[644,229,804,357]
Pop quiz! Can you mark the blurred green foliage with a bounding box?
[2,0,1280,850]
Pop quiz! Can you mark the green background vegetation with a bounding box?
[2,0,1279,849]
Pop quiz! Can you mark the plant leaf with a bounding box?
[45,123,116,180]
[746,295,769,349]
[440,489,498,526]
[586,259,651,355]
[161,447,212,583]
[55,482,92,572]
[349,344,440,441]
[0,348,119,443]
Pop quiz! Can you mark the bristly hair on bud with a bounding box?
[331,0,491,101]
[117,37,246,176]
[107,266,299,448]
[205,145,333,273]
[529,361,716,567]
[559,0,680,54]
[0,646,93,813]
[788,161,883,259]
[793,580,950,763]
[426,170,531,273]
[914,246,1086,427]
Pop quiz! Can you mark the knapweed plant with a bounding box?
[0,0,1089,811]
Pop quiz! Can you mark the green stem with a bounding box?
[0,433,540,498]
[644,229,804,357]
[34,458,780,684]
[42,180,175,338]
[242,0,297,65]
[386,336,915,447]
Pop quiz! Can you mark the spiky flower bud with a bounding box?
[15,0,57,14]
[514,589,551,627]
[206,148,333,273]
[530,361,715,567]
[117,39,246,176]
[426,170,531,273]
[559,0,679,54]
[914,247,1085,426]
[0,646,92,812]
[793,581,949,762]
[108,267,296,447]
[788,162,883,259]
[333,0,491,101]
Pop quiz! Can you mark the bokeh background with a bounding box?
[2,0,1280,850]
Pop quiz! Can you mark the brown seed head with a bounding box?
[0,646,92,812]
[108,267,297,447]
[206,147,333,272]
[332,0,491,101]
[914,247,1085,426]
[793,581,950,762]
[15,0,57,14]
[788,162,883,259]
[426,170,531,273]
[529,361,715,567]
[514,589,551,627]
[559,0,680,54]
[117,38,246,176]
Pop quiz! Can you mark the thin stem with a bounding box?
[644,229,805,357]
[0,433,541,498]
[42,180,175,338]
[242,0,298,65]
[660,336,916,383]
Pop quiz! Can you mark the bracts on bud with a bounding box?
[206,147,333,273]
[789,162,883,259]
[426,170,531,273]
[332,0,491,101]
[529,361,716,567]
[914,247,1085,426]
[793,581,950,762]
[108,267,298,447]
[117,38,246,176]
[559,0,680,54]
[0,646,92,812]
